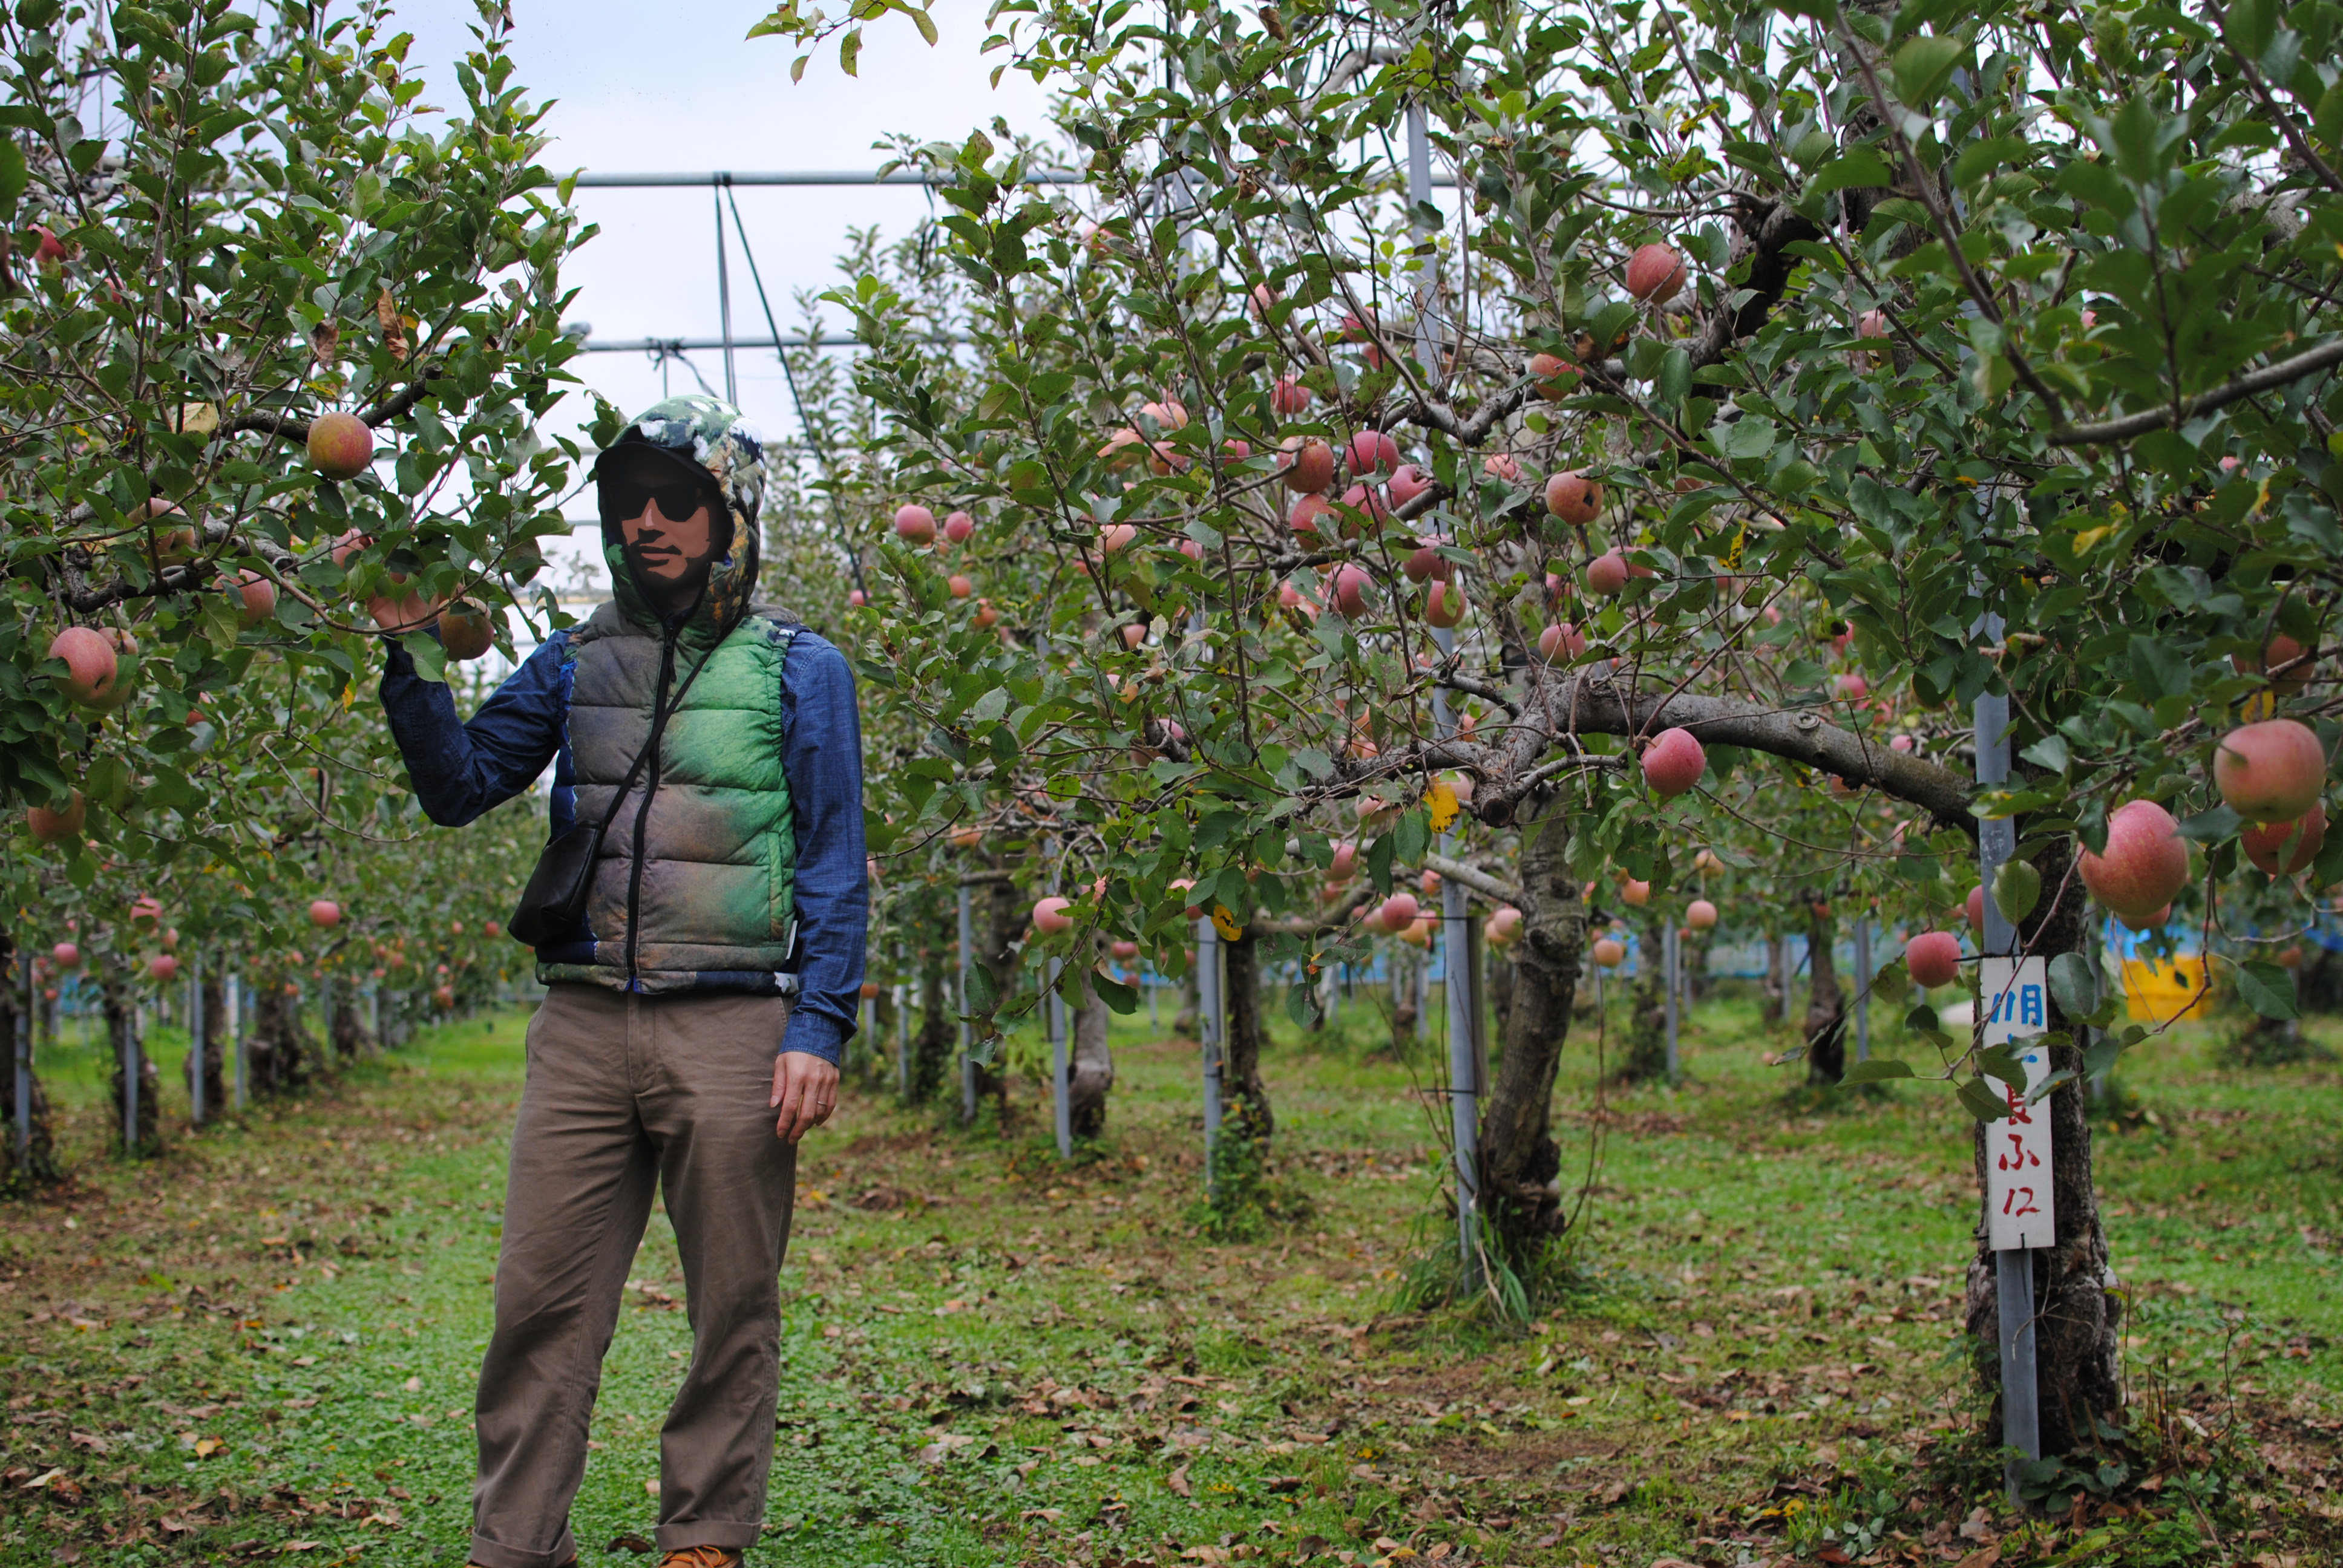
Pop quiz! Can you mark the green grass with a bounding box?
[0,983,2335,1565]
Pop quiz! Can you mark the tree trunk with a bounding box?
[1760,930,1786,1023]
[1478,806,1587,1263]
[0,940,63,1190]
[1619,919,1670,1082]
[1683,929,1713,1004]
[971,878,1024,1119]
[1067,962,1114,1139]
[1221,930,1274,1144]
[1487,951,1515,1044]
[1172,957,1198,1037]
[1804,903,1846,1085]
[189,965,228,1118]
[247,979,316,1096]
[329,975,377,1060]
[102,964,161,1154]
[1962,838,2123,1457]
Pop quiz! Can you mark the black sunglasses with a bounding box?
[601,473,717,526]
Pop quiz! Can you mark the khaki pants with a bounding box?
[468,984,797,1568]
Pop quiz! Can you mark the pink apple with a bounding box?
[893,504,936,544]
[2079,799,2192,920]
[2214,719,2327,823]
[307,411,374,482]
[1347,430,1400,477]
[1625,243,1687,303]
[1280,436,1335,494]
[1620,878,1651,907]
[1403,537,1450,584]
[1484,906,1523,947]
[1686,898,1718,931]
[1376,892,1420,933]
[1389,464,1434,508]
[1425,581,1466,629]
[2242,803,2325,878]
[943,511,976,544]
[309,899,341,928]
[1544,470,1601,525]
[47,625,120,708]
[1585,552,1630,596]
[948,575,974,599]
[1592,936,1627,967]
[149,954,179,982]
[1837,673,1869,701]
[1906,931,1961,989]
[1641,727,1706,799]
[1032,896,1074,935]
[1271,376,1311,416]
[52,941,80,969]
[1330,564,1372,618]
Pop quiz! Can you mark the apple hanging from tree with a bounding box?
[1906,930,1961,989]
[1279,436,1335,494]
[307,410,375,482]
[1544,470,1602,524]
[2079,799,2193,920]
[1640,728,1706,800]
[52,941,80,969]
[1625,242,1688,303]
[309,899,342,928]
[893,504,937,544]
[47,625,120,708]
[2213,719,2327,823]
[1032,897,1074,935]
[149,953,179,982]
[1585,552,1630,596]
[1686,898,1718,931]
[2241,803,2326,878]
[27,789,85,843]
[1592,935,1627,967]
[438,599,494,661]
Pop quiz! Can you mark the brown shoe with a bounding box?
[657,1552,741,1568]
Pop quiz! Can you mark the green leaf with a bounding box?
[0,136,25,217]
[1890,33,1966,109]
[908,2,939,44]
[2047,952,2099,1019]
[1977,1042,2027,1089]
[2233,959,2297,1019]
[1992,858,2040,924]
[963,960,999,1016]
[1091,972,1138,1014]
[1804,146,1895,197]
[2027,1068,2076,1105]
[1841,1057,1915,1084]
[401,632,447,685]
[839,27,863,76]
[2176,804,2240,842]
[1957,1076,2011,1122]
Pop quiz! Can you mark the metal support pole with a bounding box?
[229,973,245,1111]
[1441,881,1480,1273]
[712,178,737,404]
[1974,610,2039,1501]
[1997,1249,2040,1504]
[957,886,975,1123]
[13,951,30,1165]
[123,1005,140,1155]
[1853,920,1873,1063]
[1048,956,1072,1160]
[1198,918,1224,1161]
[1663,925,1680,1083]
[189,950,204,1126]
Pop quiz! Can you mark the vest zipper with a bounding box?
[623,627,680,991]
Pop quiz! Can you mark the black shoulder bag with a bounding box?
[508,642,714,947]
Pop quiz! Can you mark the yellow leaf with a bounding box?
[1209,904,1241,941]
[2071,524,2112,554]
[1425,780,1458,832]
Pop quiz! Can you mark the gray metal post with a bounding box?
[1441,883,1480,1272]
[1198,918,1224,1157]
[712,180,736,404]
[1974,611,2038,1502]
[229,972,245,1111]
[1663,925,1680,1083]
[123,1002,140,1155]
[957,885,975,1123]
[189,950,204,1126]
[1048,956,1072,1160]
[1853,920,1872,1063]
[13,951,29,1165]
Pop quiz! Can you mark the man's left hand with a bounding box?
[770,1051,841,1144]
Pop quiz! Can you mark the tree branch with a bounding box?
[2047,336,2343,445]
[1426,851,1522,907]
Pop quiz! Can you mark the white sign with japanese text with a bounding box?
[1981,955,2056,1251]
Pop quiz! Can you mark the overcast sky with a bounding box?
[393,0,1058,454]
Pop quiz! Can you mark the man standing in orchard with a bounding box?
[376,396,866,1568]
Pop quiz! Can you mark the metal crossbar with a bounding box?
[573,169,1084,188]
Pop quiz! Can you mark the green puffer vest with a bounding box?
[535,599,799,994]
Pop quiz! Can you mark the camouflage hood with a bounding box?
[597,394,767,649]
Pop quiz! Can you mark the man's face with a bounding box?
[604,457,721,593]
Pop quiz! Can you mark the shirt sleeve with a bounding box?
[379,633,570,828]
[777,629,868,1062]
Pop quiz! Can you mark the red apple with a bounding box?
[2119,903,2171,932]
[1271,376,1311,416]
[438,599,494,661]
[309,898,341,928]
[485,920,502,939]
[1585,552,1630,596]
[1592,936,1627,967]
[1484,452,1522,481]
[1110,940,1141,961]
[893,504,936,544]
[52,941,80,969]
[131,895,162,925]
[1425,581,1466,629]
[47,625,120,708]
[2242,803,2326,878]
[1540,622,1587,662]
[1179,538,1205,562]
[1528,352,1579,402]
[943,511,976,544]
[1031,896,1074,935]
[1289,493,1336,538]
[1484,906,1523,947]
[27,789,84,842]
[2233,632,2311,694]
[1329,840,1358,881]
[2214,719,2327,823]
[1906,930,1961,989]
[1620,878,1651,907]
[149,954,179,982]
[1837,672,1869,700]
[848,589,867,607]
[1347,430,1400,477]
[433,984,456,1010]
[307,411,374,482]
[1337,483,1388,532]
[1330,564,1372,618]
[231,569,277,627]
[1641,727,1706,799]
[948,574,974,599]
[972,599,998,631]
[1686,898,1718,931]
[2079,799,2192,920]
[29,224,70,266]
[1389,464,1434,509]
[1403,537,1450,584]
[1625,243,1687,304]
[1280,436,1335,494]
[1222,438,1252,461]
[1376,892,1420,933]
[1101,524,1138,554]
[1544,470,1601,525]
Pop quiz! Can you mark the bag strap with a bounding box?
[579,637,718,864]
